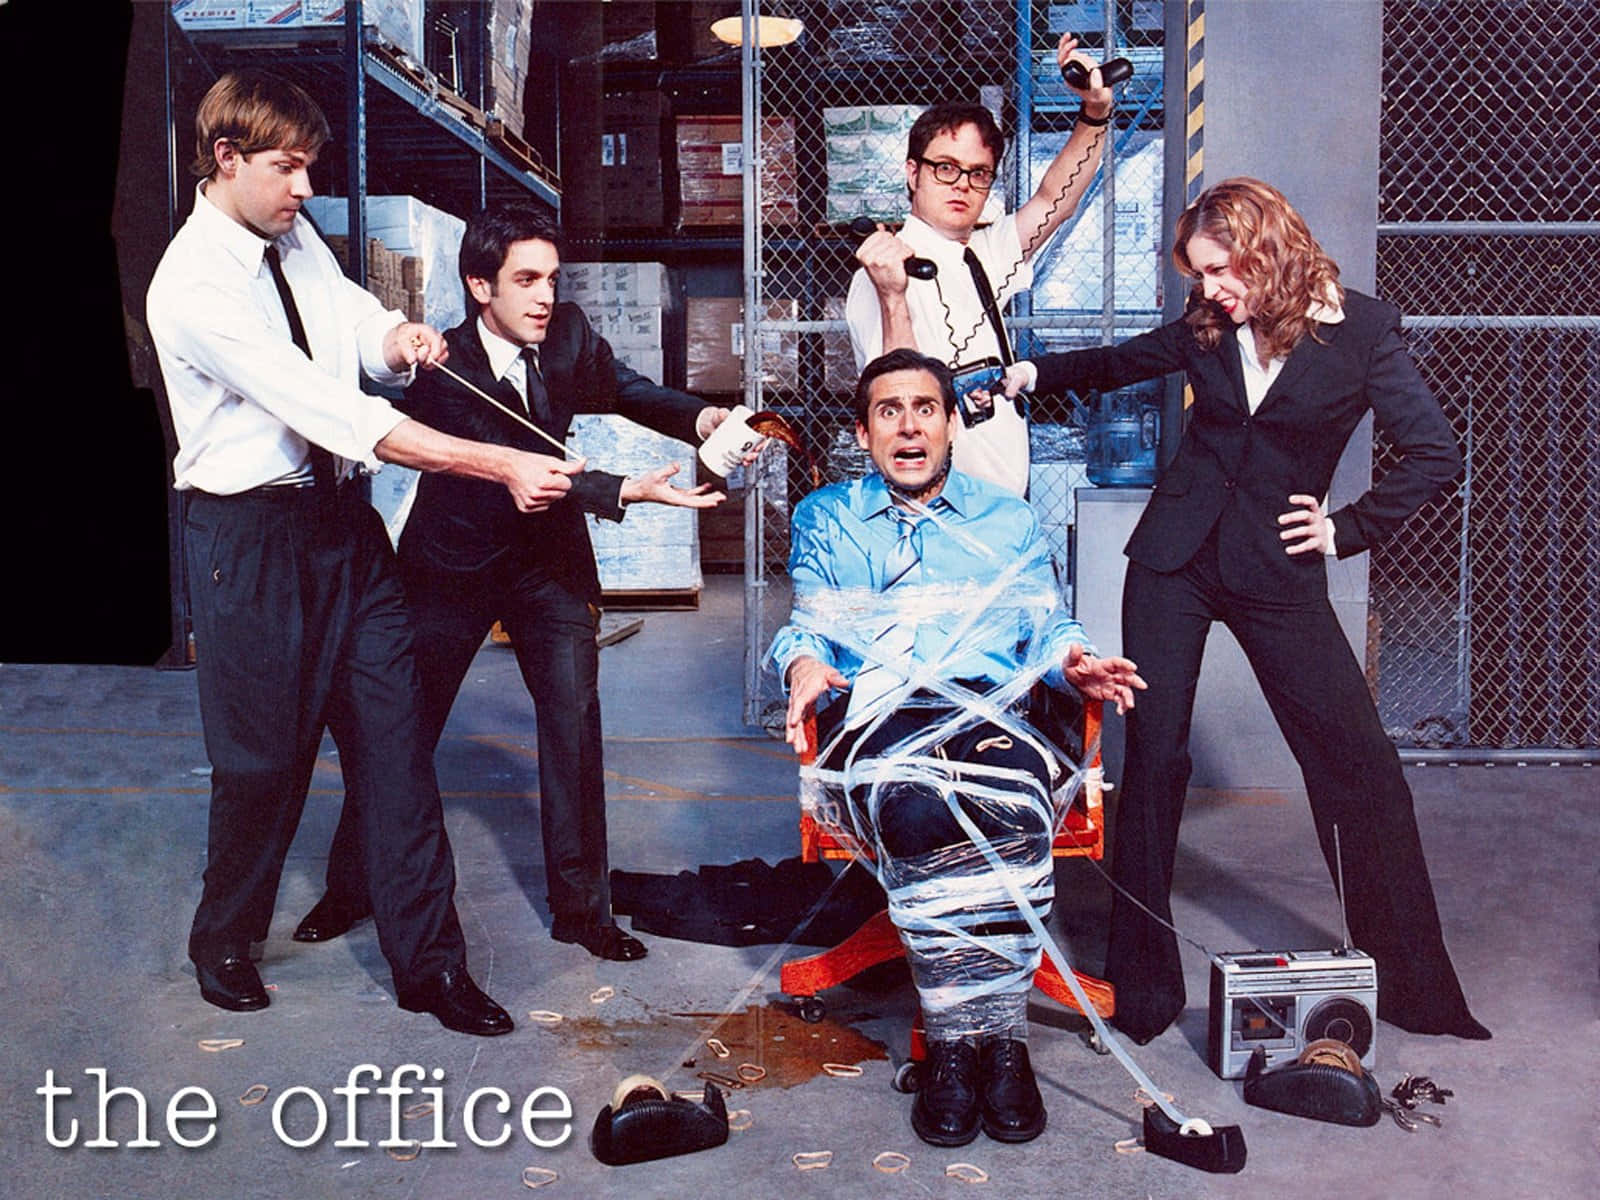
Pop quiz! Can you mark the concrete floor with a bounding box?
[2,575,1595,1199]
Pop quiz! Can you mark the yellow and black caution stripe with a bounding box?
[1185,0,1205,205]
[1184,0,1204,413]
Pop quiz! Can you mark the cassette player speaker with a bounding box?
[1207,949,1377,1079]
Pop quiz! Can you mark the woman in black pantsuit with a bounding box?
[1009,177,1488,1044]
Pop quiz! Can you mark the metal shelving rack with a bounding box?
[155,0,560,668]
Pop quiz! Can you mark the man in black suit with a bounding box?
[1007,178,1488,1044]
[296,205,731,961]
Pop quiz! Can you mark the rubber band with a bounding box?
[403,1102,434,1120]
[238,1084,269,1107]
[198,1038,244,1052]
[706,1037,731,1058]
[793,1151,833,1171]
[696,1071,742,1089]
[1133,1088,1174,1109]
[727,1109,753,1131]
[385,1142,422,1162]
[520,1166,558,1189]
[736,1063,767,1083]
[1114,1137,1145,1155]
[873,1151,911,1174]
[589,985,615,1004]
[526,1010,563,1025]
[945,1162,990,1183]
[822,1062,863,1077]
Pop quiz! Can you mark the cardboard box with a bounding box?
[304,0,425,61]
[819,0,942,64]
[486,0,533,140]
[1029,129,1163,312]
[246,2,303,25]
[570,414,701,594]
[685,297,798,393]
[170,1,246,30]
[562,92,666,233]
[676,115,796,228]
[304,194,466,332]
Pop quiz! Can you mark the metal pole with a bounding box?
[740,0,764,727]
[345,0,367,286]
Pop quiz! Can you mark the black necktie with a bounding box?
[263,244,336,493]
[963,246,1014,366]
[520,345,552,426]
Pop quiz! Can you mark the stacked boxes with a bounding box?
[485,0,535,140]
[1028,129,1163,312]
[303,194,466,543]
[685,298,799,394]
[322,237,426,324]
[170,2,426,59]
[823,105,918,225]
[675,116,798,229]
[568,415,702,597]
[560,92,666,234]
[820,297,858,393]
[818,1,940,64]
[302,194,466,333]
[559,262,671,384]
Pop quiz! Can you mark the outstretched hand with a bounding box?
[1062,642,1147,715]
[620,463,724,509]
[784,655,850,758]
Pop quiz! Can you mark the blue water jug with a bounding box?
[1085,386,1160,487]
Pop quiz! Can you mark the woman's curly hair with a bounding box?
[1173,177,1344,363]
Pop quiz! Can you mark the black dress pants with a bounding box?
[184,486,465,993]
[324,550,612,930]
[1105,532,1478,1042]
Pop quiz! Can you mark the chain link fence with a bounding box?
[738,0,1167,727]
[1374,0,1600,751]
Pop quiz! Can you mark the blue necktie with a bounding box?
[883,508,925,589]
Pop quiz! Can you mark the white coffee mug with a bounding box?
[697,404,762,476]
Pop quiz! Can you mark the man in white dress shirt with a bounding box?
[846,34,1114,496]
[146,70,577,1035]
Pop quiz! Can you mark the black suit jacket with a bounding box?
[1034,289,1462,600]
[395,303,706,597]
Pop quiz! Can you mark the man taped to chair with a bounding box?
[767,350,1144,1148]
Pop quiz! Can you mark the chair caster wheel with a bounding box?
[795,996,826,1023]
[892,1061,921,1093]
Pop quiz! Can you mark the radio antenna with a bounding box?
[1333,824,1351,952]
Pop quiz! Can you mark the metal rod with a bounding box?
[429,361,577,459]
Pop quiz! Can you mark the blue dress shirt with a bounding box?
[767,470,1093,703]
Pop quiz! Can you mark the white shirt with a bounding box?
[845,213,1038,496]
[845,212,1034,372]
[478,317,537,407]
[147,183,412,493]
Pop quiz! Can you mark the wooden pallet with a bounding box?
[600,587,700,612]
[367,42,560,192]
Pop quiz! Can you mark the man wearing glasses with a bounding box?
[847,35,1114,496]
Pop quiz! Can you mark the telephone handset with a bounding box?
[849,216,937,280]
[1062,55,1135,89]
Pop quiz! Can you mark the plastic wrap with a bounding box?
[789,500,1092,1042]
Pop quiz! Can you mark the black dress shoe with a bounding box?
[291,893,372,943]
[551,917,648,962]
[978,1038,1047,1143]
[398,966,513,1037]
[196,955,269,1012]
[911,1039,981,1147]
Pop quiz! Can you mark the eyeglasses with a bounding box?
[915,157,997,191]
